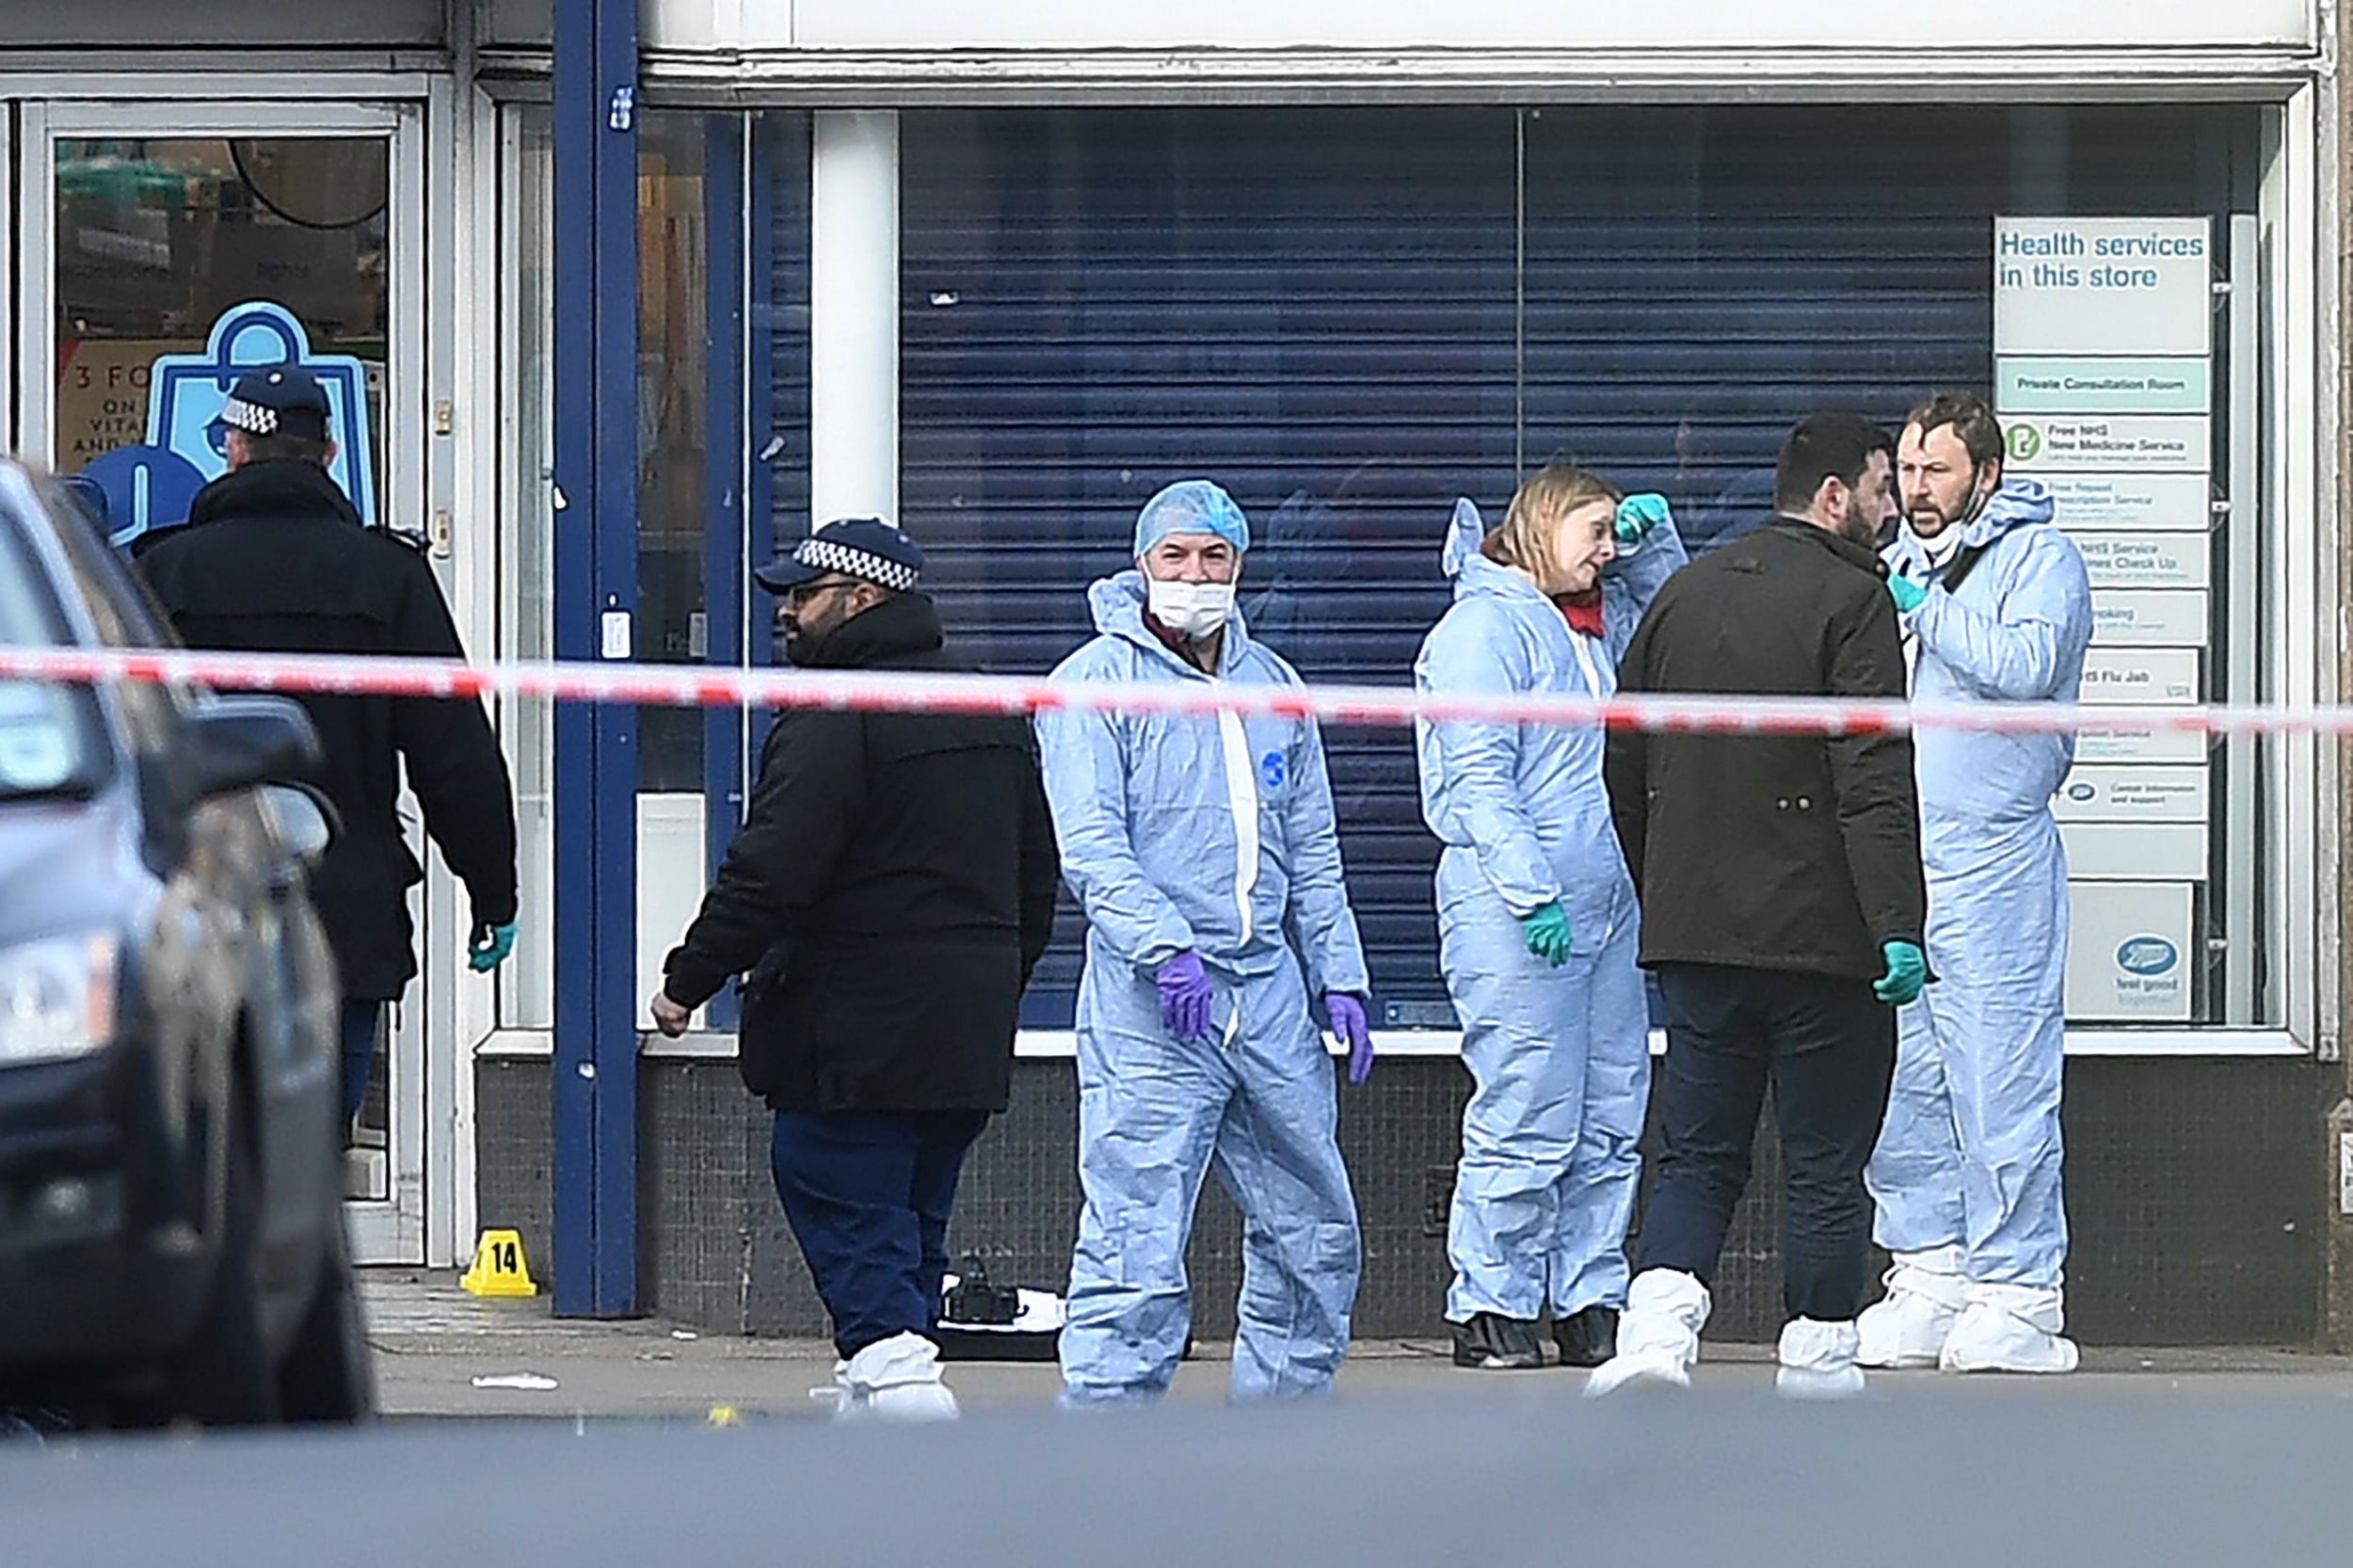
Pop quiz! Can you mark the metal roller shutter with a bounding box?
[899,107,1519,1027]
[879,104,2236,1029]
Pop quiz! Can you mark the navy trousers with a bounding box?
[770,1109,990,1359]
[1636,964,1897,1322]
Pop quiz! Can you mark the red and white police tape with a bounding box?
[0,641,2320,739]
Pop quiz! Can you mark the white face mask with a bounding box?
[1145,577,1236,639]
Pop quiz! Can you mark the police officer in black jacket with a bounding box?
[651,519,1059,1421]
[137,365,520,1133]
[1589,411,1929,1398]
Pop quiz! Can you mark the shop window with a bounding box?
[891,104,2267,1031]
[500,108,799,1032]
[499,106,557,1032]
[54,137,391,524]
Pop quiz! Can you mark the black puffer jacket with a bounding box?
[661,593,1060,1113]
[1604,520,1926,981]
[136,461,518,1000]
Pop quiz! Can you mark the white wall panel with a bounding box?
[660,0,2316,54]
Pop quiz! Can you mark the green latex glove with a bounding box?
[1615,492,1673,545]
[1887,574,1929,615]
[1874,939,1928,1006]
[1520,903,1573,968]
[469,920,519,974]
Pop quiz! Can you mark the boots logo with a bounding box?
[2117,937,2179,976]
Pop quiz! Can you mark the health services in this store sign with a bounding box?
[1993,218,2212,359]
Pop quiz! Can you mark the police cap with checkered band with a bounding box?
[754,517,924,595]
[208,363,333,445]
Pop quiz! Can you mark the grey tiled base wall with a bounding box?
[473,1055,2329,1345]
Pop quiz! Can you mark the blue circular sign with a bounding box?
[77,444,208,548]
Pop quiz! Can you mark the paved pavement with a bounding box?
[361,1270,2353,1421]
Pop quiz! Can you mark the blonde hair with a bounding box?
[1484,464,1623,575]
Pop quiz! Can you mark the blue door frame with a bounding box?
[551,0,640,1317]
[700,118,751,1034]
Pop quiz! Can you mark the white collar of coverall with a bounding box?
[1914,521,1968,572]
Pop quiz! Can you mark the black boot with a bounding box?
[1552,1305,1620,1368]
[1451,1313,1545,1370]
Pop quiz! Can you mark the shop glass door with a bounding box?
[18,101,431,1261]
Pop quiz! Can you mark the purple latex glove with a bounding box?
[1156,952,1214,1043]
[1327,993,1374,1086]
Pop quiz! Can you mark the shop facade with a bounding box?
[8,1,2348,1343]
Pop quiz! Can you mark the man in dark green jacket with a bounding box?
[1592,411,1927,1399]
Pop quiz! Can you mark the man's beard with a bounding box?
[776,619,821,665]
[1907,493,1967,541]
[1910,469,1988,542]
[1837,496,1883,548]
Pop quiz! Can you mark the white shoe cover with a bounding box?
[837,1332,961,1421]
[811,1358,855,1413]
[1856,1246,1968,1369]
[1775,1318,1866,1400]
[1584,1270,1710,1398]
[1939,1282,2080,1375]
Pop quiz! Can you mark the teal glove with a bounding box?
[1615,492,1672,545]
[469,920,519,974]
[1874,940,1928,1006]
[1887,574,1928,615]
[1520,903,1573,968]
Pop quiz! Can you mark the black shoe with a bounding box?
[1552,1305,1620,1368]
[1451,1313,1545,1369]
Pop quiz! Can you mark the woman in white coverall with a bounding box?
[1415,466,1686,1370]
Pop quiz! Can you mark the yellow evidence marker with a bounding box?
[460,1228,538,1298]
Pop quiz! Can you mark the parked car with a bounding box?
[0,460,370,1427]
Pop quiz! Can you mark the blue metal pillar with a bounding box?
[551,0,640,1317]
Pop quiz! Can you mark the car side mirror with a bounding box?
[259,782,340,867]
[182,696,322,803]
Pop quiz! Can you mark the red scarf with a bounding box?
[1555,590,1605,639]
